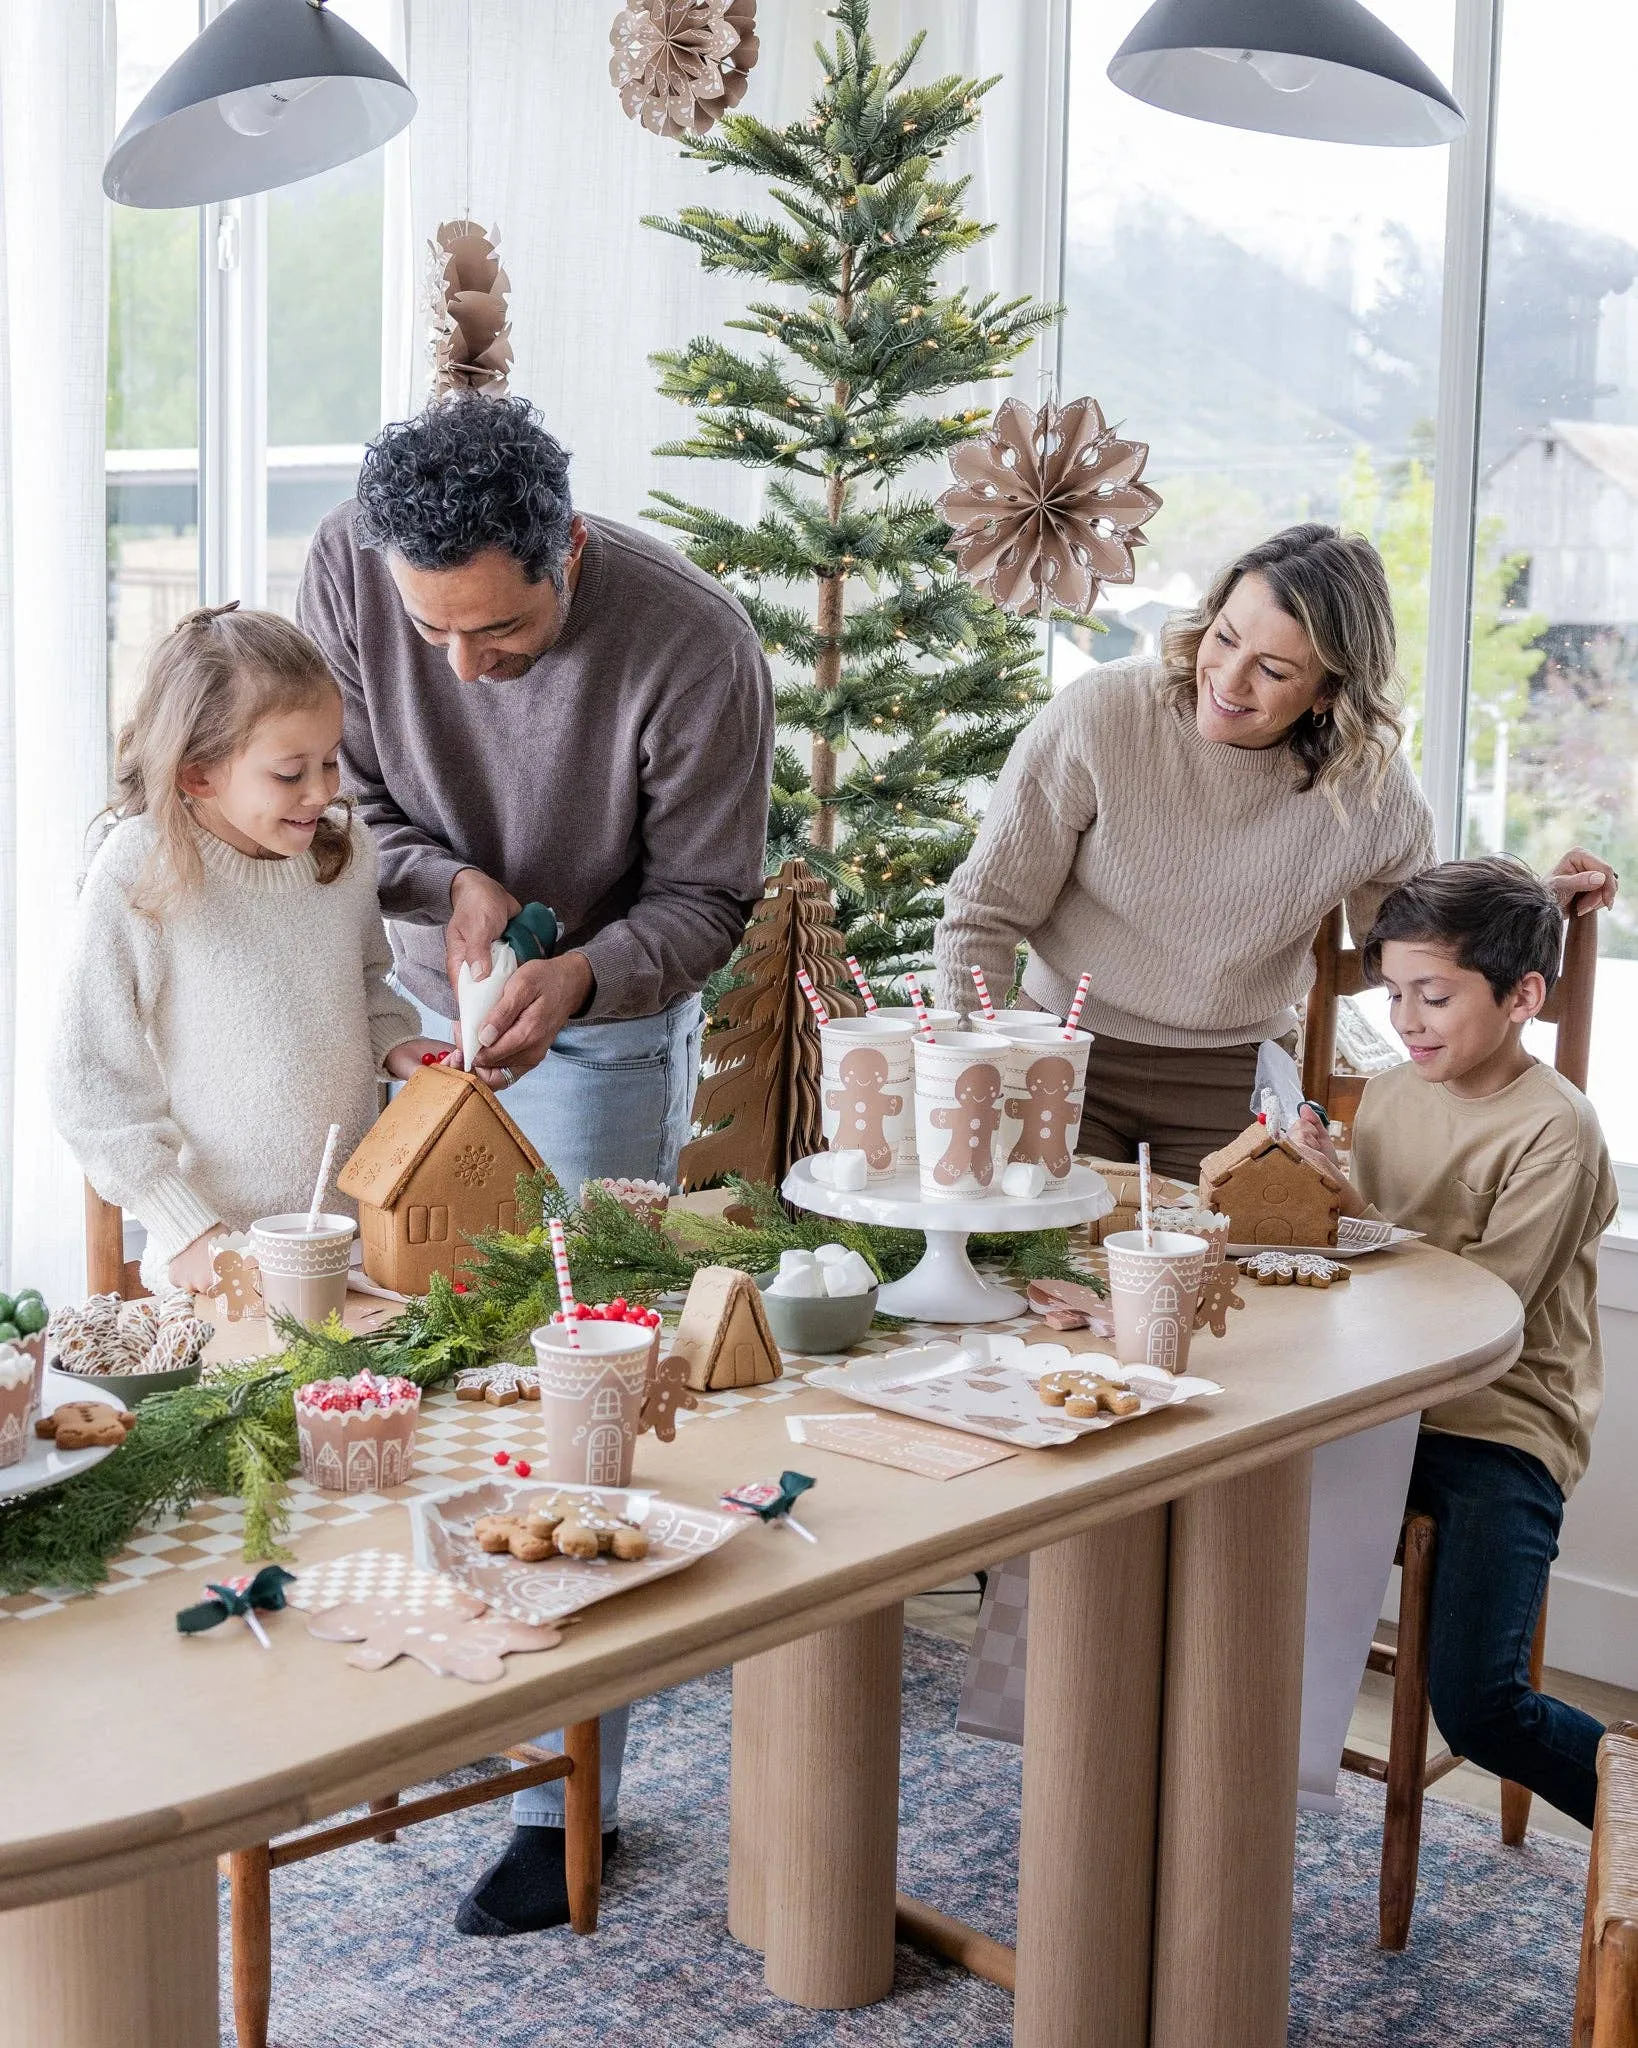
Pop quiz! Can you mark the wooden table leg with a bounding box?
[728,1650,782,1953]
[758,1604,903,2009]
[0,1858,218,2048]
[1013,1508,1169,2048]
[1151,1452,1312,2048]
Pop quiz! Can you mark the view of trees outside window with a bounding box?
[108,0,199,732]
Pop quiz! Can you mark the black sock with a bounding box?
[454,1825,619,1937]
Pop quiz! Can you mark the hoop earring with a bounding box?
[1313,707,1330,727]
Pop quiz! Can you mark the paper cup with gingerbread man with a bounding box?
[912,1033,1010,1199]
[997,1025,1094,1191]
[819,1016,916,1184]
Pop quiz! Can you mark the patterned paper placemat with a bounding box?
[785,1410,1018,1479]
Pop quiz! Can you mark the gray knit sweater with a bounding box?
[298,509,775,1023]
[934,658,1436,1048]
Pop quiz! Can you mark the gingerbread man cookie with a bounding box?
[929,1060,1004,1187]
[1006,1053,1080,1179]
[825,1048,904,1172]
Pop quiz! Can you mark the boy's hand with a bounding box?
[1548,847,1618,915]
[385,1036,456,1080]
[168,1229,225,1296]
[1291,1108,1368,1217]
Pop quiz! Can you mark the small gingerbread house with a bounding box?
[668,1266,783,1392]
[337,1065,542,1295]
[1196,1124,1345,1248]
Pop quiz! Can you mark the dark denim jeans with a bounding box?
[1407,1430,1603,1827]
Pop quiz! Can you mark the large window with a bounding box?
[1465,0,1638,1163]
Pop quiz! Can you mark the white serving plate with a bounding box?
[407,1477,748,1627]
[0,1368,130,1501]
[1226,1217,1423,1259]
[807,1331,1221,1450]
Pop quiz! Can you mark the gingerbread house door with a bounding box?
[587,1424,625,1485]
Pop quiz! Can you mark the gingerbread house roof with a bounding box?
[337,1065,542,1210]
[1196,1123,1345,1200]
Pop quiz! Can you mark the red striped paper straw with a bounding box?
[903,972,938,1043]
[548,1220,580,1348]
[1062,972,1092,1039]
[969,964,996,1021]
[844,955,878,1013]
[795,968,830,1026]
[1138,1141,1153,1249]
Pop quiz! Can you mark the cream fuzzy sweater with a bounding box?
[934,658,1436,1046]
[51,816,421,1289]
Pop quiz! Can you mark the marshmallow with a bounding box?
[778,1249,818,1278]
[1002,1161,1048,1199]
[814,1243,851,1265]
[826,1148,869,1191]
[769,1265,826,1299]
[822,1251,878,1297]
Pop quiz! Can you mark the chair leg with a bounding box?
[228,1844,273,2048]
[1379,1514,1437,1950]
[563,1718,603,1936]
[1575,1778,1606,2047]
[368,1792,400,1845]
[1593,1923,1638,2048]
[1501,1592,1548,1847]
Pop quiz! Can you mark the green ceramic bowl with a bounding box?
[49,1359,202,1406]
[756,1271,878,1357]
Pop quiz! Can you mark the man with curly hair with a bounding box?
[297,393,774,1937]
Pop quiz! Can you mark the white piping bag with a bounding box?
[458,940,517,1071]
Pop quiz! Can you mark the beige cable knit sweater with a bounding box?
[934,658,1435,1047]
[51,816,420,1289]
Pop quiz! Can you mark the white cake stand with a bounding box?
[781,1157,1114,1323]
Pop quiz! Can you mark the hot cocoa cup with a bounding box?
[912,1032,1009,1199]
[251,1212,356,1326]
[0,1344,35,1470]
[997,1026,1094,1190]
[294,1370,420,1493]
[818,1016,916,1183]
[970,1007,1063,1035]
[530,1320,654,1487]
[1104,1229,1210,1376]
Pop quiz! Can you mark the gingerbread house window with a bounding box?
[1154,1283,1179,1314]
[591,1387,622,1419]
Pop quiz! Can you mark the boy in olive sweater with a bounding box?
[1295,857,1618,1825]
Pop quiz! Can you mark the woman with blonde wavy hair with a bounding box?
[934,522,1614,1176]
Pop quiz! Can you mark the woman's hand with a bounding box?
[167,1229,224,1296]
[1548,847,1619,916]
[384,1036,456,1080]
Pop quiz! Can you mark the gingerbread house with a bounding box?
[1196,1124,1345,1248]
[337,1065,542,1295]
[668,1266,783,1392]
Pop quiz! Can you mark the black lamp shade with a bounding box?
[103,0,415,207]
[1107,0,1465,146]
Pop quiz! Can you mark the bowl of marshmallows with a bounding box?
[757,1243,879,1355]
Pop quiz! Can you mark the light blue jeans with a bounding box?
[410,988,703,1826]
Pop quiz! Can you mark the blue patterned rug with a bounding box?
[224,1630,1586,2046]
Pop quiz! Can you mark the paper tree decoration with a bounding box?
[428,220,512,400]
[938,396,1163,619]
[610,0,758,138]
[679,857,860,1189]
[668,1266,783,1392]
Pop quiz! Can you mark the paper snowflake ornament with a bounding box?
[610,0,759,140]
[427,220,512,401]
[939,396,1163,619]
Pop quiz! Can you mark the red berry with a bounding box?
[453,1281,469,1294]
[513,1459,532,1478]
[575,1302,592,1318]
[420,1052,438,1065]
[494,1450,510,1466]
[609,1298,627,1317]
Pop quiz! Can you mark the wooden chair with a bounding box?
[1305,900,1599,1947]
[80,1191,605,2048]
[1576,1722,1638,2048]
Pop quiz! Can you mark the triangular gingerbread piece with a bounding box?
[669,1266,783,1392]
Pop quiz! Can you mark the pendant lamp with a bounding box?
[103,0,415,207]
[1107,0,1464,146]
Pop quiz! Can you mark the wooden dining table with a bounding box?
[0,1242,1520,2048]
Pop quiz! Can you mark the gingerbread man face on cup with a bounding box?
[929,1060,1004,1189]
[825,1047,904,1172]
[1006,1053,1080,1181]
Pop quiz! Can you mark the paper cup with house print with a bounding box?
[819,1016,916,1183]
[531,1320,654,1487]
[1104,1229,1210,1376]
[251,1213,356,1326]
[997,1027,1094,1190]
[912,1033,1009,1199]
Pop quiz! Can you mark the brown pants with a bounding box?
[1069,1029,1295,1183]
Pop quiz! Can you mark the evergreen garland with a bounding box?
[0,1169,1096,1594]
[643,0,1068,978]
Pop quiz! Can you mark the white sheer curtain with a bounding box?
[394,1,1069,525]
[0,1,114,1303]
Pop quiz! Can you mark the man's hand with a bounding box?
[472,952,595,1086]
[1548,847,1619,916]
[168,1228,225,1296]
[447,867,521,991]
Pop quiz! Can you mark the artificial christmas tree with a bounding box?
[644,0,1062,979]
[678,857,860,1190]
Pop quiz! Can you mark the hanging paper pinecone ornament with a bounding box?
[427,220,513,401]
[610,0,758,140]
[938,396,1163,619]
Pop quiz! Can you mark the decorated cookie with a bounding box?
[37,1400,137,1449]
[1238,1250,1350,1288]
[1038,1369,1140,1418]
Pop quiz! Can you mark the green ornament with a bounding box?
[14,1300,47,1336]
[0,1323,20,1345]
[0,1295,12,1323]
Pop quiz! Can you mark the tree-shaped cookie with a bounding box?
[680,858,859,1188]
